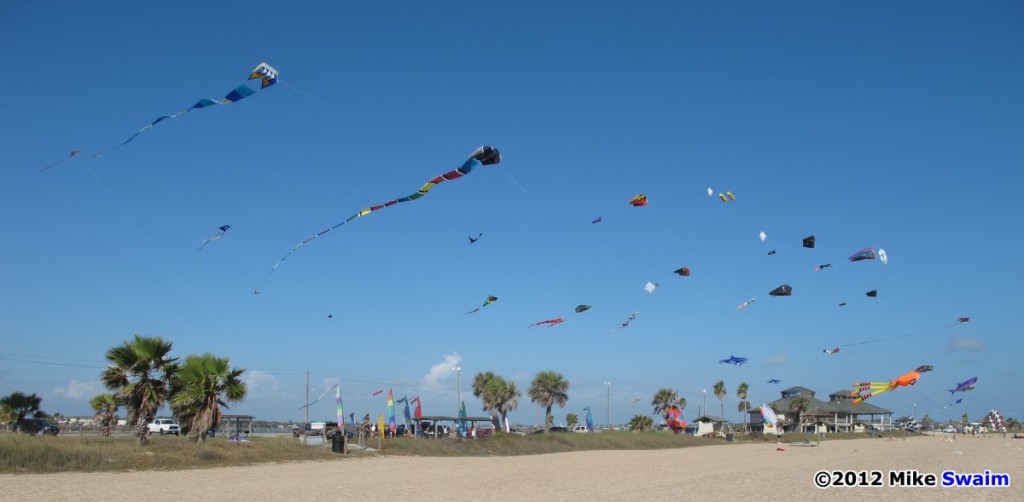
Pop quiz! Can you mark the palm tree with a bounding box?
[90,393,120,437]
[169,353,246,443]
[487,378,521,433]
[788,395,811,433]
[628,414,653,432]
[713,380,726,420]
[566,413,578,429]
[100,335,179,445]
[473,372,521,432]
[528,370,569,432]
[0,391,44,432]
[651,388,679,420]
[735,382,750,432]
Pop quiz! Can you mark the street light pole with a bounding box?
[454,366,462,413]
[702,389,707,418]
[604,381,611,432]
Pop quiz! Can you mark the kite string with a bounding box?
[78,156,229,336]
[280,80,326,105]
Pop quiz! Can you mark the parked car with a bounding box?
[148,418,181,436]
[532,426,570,434]
[572,425,591,433]
[421,423,451,437]
[23,419,60,436]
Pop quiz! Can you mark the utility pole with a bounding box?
[604,381,611,432]
[305,370,310,425]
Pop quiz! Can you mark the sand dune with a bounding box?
[3,435,1021,501]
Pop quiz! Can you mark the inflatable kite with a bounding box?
[767,250,777,255]
[759,231,767,242]
[198,225,231,250]
[665,405,686,433]
[848,247,877,262]
[850,365,932,405]
[674,267,691,276]
[258,146,501,292]
[814,264,832,271]
[718,192,735,202]
[737,297,757,310]
[823,347,840,355]
[759,404,778,429]
[116,63,277,149]
[575,305,591,313]
[767,379,781,384]
[803,235,815,248]
[948,377,977,395]
[878,249,888,264]
[38,150,80,173]
[628,194,648,207]
[865,289,878,297]
[529,318,565,328]
[769,285,792,297]
[592,216,602,224]
[466,296,498,314]
[719,355,748,366]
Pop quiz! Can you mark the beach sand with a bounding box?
[3,435,1020,501]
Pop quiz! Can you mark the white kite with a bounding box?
[644,281,659,294]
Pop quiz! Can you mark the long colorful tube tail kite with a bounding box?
[466,295,498,314]
[255,146,501,294]
[114,62,278,150]
[38,150,80,173]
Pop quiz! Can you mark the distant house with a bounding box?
[693,415,726,437]
[748,386,893,433]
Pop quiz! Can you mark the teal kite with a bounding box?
[256,146,501,293]
[575,305,591,313]
[116,62,278,148]
[466,296,498,314]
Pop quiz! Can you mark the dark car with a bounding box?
[532,426,569,434]
[23,419,60,436]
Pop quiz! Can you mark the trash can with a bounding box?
[726,433,734,442]
[332,432,345,453]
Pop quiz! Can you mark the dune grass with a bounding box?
[0,430,886,474]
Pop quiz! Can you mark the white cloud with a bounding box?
[244,370,282,397]
[762,353,790,367]
[947,335,984,352]
[53,379,103,400]
[418,352,462,394]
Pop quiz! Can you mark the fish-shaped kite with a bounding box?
[719,355,748,366]
[466,296,498,314]
[814,264,832,271]
[767,250,777,256]
[258,146,501,292]
[737,298,757,310]
[116,63,277,150]
[823,347,840,355]
[592,216,602,224]
[198,225,231,250]
[948,377,977,395]
[767,379,781,384]
[850,365,932,405]
[628,194,648,207]
[529,318,565,328]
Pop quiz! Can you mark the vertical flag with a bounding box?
[335,385,344,432]
[457,401,468,437]
[585,406,594,432]
[387,389,396,435]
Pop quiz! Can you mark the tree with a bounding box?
[921,414,935,431]
[961,412,969,425]
[713,380,726,420]
[566,413,578,429]
[100,335,179,445]
[90,393,120,438]
[472,372,521,432]
[628,414,653,432]
[736,382,750,432]
[788,395,811,433]
[528,370,569,432]
[169,353,246,443]
[0,391,44,433]
[651,388,679,421]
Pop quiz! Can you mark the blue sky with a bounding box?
[2,1,1022,427]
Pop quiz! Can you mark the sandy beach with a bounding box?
[3,435,1020,501]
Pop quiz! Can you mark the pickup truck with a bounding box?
[148,418,181,436]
